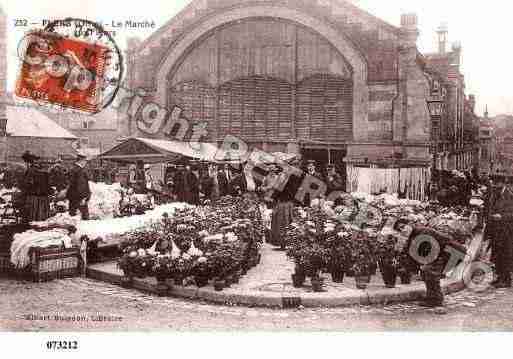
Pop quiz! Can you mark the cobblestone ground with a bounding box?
[1,277,513,331]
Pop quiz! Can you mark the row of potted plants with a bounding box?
[117,196,263,292]
[284,193,480,292]
[284,207,418,292]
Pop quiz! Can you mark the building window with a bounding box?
[82,120,89,129]
[80,137,89,147]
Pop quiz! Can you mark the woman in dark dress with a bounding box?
[270,167,295,250]
[20,151,51,223]
[183,164,200,205]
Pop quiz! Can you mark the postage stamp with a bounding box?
[14,18,123,114]
[15,30,109,113]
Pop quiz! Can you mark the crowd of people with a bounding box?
[0,149,347,226]
[0,151,91,224]
[430,168,483,207]
[123,158,346,207]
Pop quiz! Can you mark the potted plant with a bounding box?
[350,231,377,290]
[327,231,352,284]
[117,249,155,280]
[192,256,211,288]
[213,277,225,291]
[376,234,399,288]
[153,255,173,288]
[169,255,194,286]
[291,262,307,288]
[310,275,324,292]
[398,252,416,284]
[353,261,373,289]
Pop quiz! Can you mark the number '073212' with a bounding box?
[46,341,78,350]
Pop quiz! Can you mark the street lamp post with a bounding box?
[427,79,446,185]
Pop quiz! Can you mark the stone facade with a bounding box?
[43,108,123,152]
[424,34,476,172]
[478,111,497,175]
[5,137,78,163]
[122,0,434,173]
[70,129,120,152]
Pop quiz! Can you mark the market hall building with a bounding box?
[120,0,467,198]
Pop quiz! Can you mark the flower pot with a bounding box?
[311,277,324,292]
[382,270,397,288]
[224,275,234,287]
[370,262,378,276]
[231,274,240,284]
[120,276,133,288]
[355,274,371,290]
[294,265,306,277]
[291,273,305,288]
[155,274,167,284]
[379,263,398,288]
[399,271,412,285]
[155,283,169,297]
[213,279,225,291]
[331,270,345,284]
[194,275,209,288]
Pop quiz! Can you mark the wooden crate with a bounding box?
[1,247,81,282]
[29,246,81,282]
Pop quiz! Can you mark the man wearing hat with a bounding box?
[66,154,91,220]
[304,160,323,207]
[325,164,344,199]
[183,162,200,204]
[218,164,233,197]
[486,174,513,288]
[172,164,185,202]
[229,164,247,197]
[49,159,68,192]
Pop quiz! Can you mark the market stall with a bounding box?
[98,137,230,164]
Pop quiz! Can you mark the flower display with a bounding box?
[117,196,263,289]
[284,192,481,288]
[88,182,123,220]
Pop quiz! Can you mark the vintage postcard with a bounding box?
[1,0,513,355]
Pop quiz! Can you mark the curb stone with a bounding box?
[85,231,484,308]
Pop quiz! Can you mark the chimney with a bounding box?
[451,41,462,66]
[468,95,476,113]
[400,13,419,48]
[437,22,448,54]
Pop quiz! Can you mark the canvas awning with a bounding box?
[98,137,232,164]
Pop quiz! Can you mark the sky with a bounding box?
[1,0,512,116]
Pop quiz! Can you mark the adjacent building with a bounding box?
[423,23,477,173]
[493,113,513,175]
[478,108,498,175]
[43,107,123,157]
[4,104,78,162]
